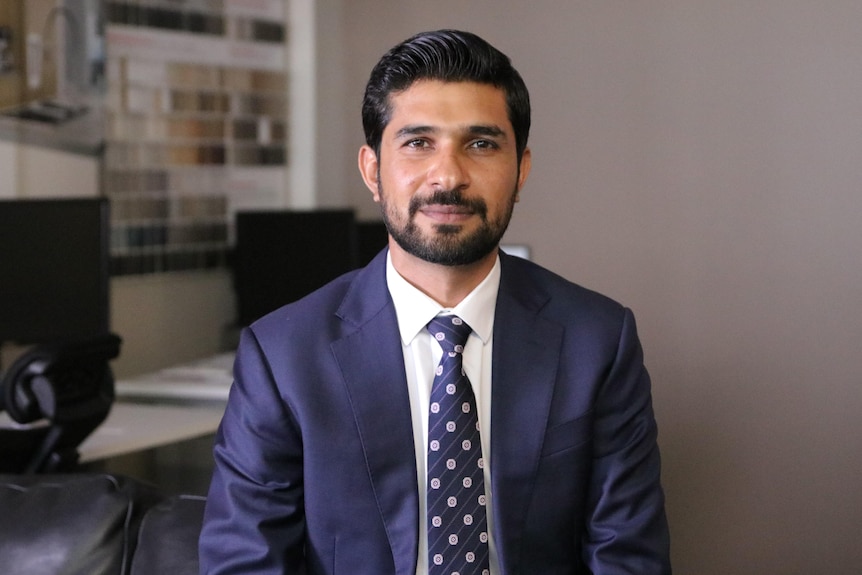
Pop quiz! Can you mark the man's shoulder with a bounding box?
[500,253,625,315]
[500,254,637,357]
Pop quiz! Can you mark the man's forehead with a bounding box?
[389,79,506,104]
[384,80,511,133]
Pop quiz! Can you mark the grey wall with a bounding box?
[320,2,862,573]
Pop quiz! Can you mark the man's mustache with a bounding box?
[408,189,488,219]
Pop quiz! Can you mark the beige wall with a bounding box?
[0,0,24,109]
[0,0,66,107]
[319,2,862,574]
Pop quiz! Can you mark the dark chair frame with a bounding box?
[0,333,121,473]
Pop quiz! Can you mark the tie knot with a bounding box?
[427,315,472,353]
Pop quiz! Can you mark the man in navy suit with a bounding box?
[200,30,671,574]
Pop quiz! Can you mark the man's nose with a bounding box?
[427,148,469,190]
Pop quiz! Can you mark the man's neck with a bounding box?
[388,242,499,308]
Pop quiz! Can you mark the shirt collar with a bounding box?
[386,252,500,346]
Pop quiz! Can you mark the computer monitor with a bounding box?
[356,220,389,266]
[0,198,110,346]
[233,209,360,327]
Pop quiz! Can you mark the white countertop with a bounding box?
[114,352,235,403]
[77,401,224,462]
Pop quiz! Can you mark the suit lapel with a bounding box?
[331,252,419,575]
[490,255,565,572]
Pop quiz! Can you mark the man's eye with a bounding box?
[405,139,428,149]
[470,139,498,149]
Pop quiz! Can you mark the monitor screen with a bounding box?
[0,198,110,345]
[233,209,360,327]
[356,220,389,266]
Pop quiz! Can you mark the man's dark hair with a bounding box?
[362,29,531,162]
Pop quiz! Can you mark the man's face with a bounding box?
[359,80,531,267]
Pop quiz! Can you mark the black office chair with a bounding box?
[0,333,121,473]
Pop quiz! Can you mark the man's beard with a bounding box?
[379,184,517,266]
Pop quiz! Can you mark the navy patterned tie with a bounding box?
[426,315,490,575]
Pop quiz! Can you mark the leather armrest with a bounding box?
[0,474,140,575]
[131,494,206,575]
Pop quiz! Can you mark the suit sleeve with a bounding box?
[583,308,672,574]
[199,328,307,574]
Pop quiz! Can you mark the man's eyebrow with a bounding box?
[468,125,507,139]
[394,125,436,139]
[393,124,508,140]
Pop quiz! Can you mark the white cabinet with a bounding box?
[0,138,99,198]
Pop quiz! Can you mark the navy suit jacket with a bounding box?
[200,250,671,574]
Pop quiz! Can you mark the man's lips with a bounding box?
[408,189,488,221]
[419,204,475,223]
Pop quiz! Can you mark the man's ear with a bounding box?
[358,145,381,202]
[515,147,532,202]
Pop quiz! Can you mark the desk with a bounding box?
[77,402,225,463]
[81,352,235,463]
[115,353,235,403]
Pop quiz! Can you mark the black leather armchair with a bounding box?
[0,473,205,575]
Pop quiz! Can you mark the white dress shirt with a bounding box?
[386,252,501,575]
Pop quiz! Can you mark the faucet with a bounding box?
[30,4,84,108]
